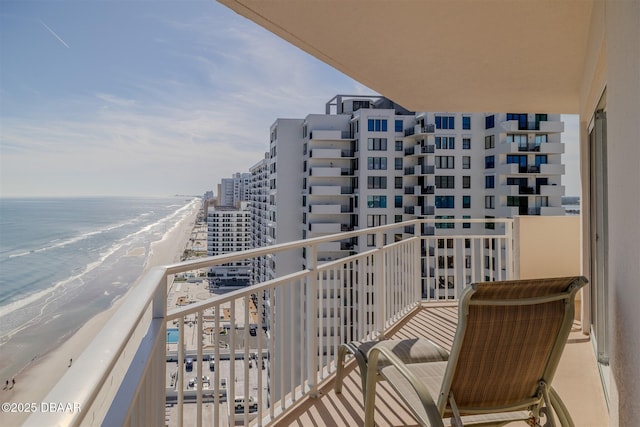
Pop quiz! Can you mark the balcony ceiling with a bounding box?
[219,0,594,114]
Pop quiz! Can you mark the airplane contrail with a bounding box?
[40,20,70,49]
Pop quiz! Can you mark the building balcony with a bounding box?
[23,217,606,427]
[309,148,354,158]
[540,184,565,197]
[309,130,352,140]
[309,185,353,196]
[500,119,564,133]
[309,166,341,177]
[404,124,435,138]
[309,222,341,233]
[539,163,565,175]
[309,204,342,214]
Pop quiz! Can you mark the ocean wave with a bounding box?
[0,199,198,323]
[5,215,145,260]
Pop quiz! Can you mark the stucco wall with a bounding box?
[515,215,581,279]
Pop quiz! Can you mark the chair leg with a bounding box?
[335,342,369,399]
[549,387,575,427]
[335,344,349,394]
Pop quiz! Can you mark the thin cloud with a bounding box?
[39,20,70,49]
[95,93,135,107]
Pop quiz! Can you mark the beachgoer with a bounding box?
[12,378,15,387]
[69,358,73,367]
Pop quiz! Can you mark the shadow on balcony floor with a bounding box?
[272,303,609,427]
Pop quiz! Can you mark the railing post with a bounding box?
[508,218,516,280]
[177,316,184,427]
[306,244,319,397]
[414,235,421,305]
[375,231,385,337]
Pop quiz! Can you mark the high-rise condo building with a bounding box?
[206,202,252,286]
[249,95,565,288]
[219,172,252,208]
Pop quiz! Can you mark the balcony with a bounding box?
[23,217,606,427]
[309,149,354,158]
[404,124,435,137]
[309,130,352,140]
[309,185,353,195]
[500,120,564,133]
[539,184,565,197]
[309,166,340,177]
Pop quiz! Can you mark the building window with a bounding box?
[395,119,403,132]
[435,115,455,129]
[535,154,548,166]
[395,140,403,151]
[395,157,403,170]
[535,134,548,144]
[435,216,455,229]
[463,215,471,229]
[507,196,522,206]
[463,176,471,188]
[436,156,455,169]
[462,116,471,130]
[484,135,495,149]
[485,215,495,230]
[435,136,455,149]
[463,195,471,208]
[367,214,387,227]
[435,175,455,189]
[485,115,495,129]
[394,176,403,189]
[394,215,403,223]
[462,156,471,169]
[395,195,403,208]
[506,134,527,144]
[367,176,387,189]
[367,157,387,170]
[462,138,471,149]
[485,155,495,169]
[367,234,376,246]
[435,195,455,209]
[507,113,528,130]
[485,196,495,209]
[367,138,387,150]
[485,175,495,188]
[368,119,388,132]
[438,238,454,249]
[367,195,387,208]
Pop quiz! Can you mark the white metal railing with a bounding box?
[25,218,512,427]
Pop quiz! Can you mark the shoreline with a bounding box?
[0,200,201,425]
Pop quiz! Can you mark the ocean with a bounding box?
[0,196,198,381]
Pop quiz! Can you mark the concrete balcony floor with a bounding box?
[272,303,609,427]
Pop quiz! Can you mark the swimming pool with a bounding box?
[167,328,179,344]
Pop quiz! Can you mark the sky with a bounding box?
[0,1,581,197]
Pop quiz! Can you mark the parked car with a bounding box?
[185,357,194,371]
[234,396,257,411]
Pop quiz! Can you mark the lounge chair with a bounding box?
[364,276,587,427]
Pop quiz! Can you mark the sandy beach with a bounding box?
[0,200,201,426]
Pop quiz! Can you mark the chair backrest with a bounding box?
[437,276,587,416]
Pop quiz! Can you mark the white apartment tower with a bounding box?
[249,154,269,285]
[206,202,252,286]
[219,172,252,207]
[247,96,566,401]
[249,95,566,294]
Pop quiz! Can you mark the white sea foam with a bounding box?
[6,214,148,260]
